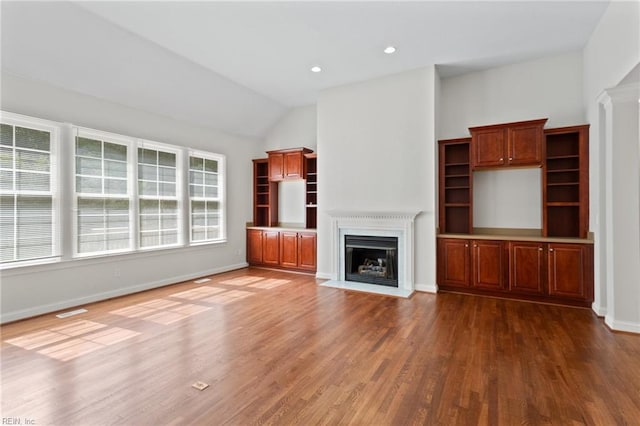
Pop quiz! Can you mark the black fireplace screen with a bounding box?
[344,235,398,287]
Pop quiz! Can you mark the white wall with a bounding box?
[0,72,263,323]
[317,67,437,291]
[583,0,640,330]
[264,105,317,152]
[263,105,318,225]
[440,52,585,229]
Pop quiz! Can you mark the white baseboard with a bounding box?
[1,262,248,324]
[605,315,640,334]
[591,303,607,317]
[414,283,438,293]
[315,272,333,280]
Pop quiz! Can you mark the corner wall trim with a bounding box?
[604,315,640,334]
[414,283,438,293]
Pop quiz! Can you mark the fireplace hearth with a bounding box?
[345,235,398,287]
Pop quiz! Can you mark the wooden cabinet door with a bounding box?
[437,239,470,287]
[509,241,545,295]
[268,153,284,181]
[279,231,298,268]
[247,230,263,264]
[472,128,506,168]
[507,124,543,166]
[284,152,303,179]
[262,231,280,265]
[472,240,505,290]
[548,243,593,301]
[298,232,317,271]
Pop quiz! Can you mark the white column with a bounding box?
[598,83,640,333]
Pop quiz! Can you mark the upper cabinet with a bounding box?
[267,147,313,181]
[470,119,547,169]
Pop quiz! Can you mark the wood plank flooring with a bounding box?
[2,267,639,425]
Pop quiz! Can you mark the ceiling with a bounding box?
[1,1,609,139]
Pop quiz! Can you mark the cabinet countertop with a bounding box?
[438,232,593,244]
[247,225,317,233]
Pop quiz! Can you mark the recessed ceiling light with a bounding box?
[311,66,322,73]
[384,46,396,54]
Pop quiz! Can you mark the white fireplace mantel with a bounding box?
[322,210,421,297]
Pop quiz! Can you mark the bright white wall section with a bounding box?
[439,52,585,138]
[440,52,585,230]
[317,66,437,291]
[264,105,317,152]
[473,169,542,229]
[583,0,640,330]
[0,73,262,323]
[263,105,318,225]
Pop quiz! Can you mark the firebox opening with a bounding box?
[344,235,398,288]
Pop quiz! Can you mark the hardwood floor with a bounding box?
[2,267,639,424]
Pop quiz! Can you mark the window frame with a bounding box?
[72,127,135,258]
[136,140,184,251]
[188,150,226,245]
[0,111,61,267]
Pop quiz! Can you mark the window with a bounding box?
[138,144,181,249]
[2,110,227,267]
[0,115,58,264]
[75,131,131,256]
[189,152,225,243]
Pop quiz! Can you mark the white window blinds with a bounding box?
[75,133,131,255]
[138,146,180,248]
[0,120,57,264]
[189,153,224,243]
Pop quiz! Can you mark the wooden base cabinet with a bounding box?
[509,241,546,295]
[247,229,316,273]
[437,238,470,288]
[471,240,506,290]
[547,243,593,301]
[437,237,594,306]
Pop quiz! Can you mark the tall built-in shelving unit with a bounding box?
[252,159,278,226]
[304,153,317,229]
[543,125,589,238]
[438,138,472,234]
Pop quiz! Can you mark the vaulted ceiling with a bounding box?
[1,1,609,138]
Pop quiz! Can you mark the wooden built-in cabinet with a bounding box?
[247,229,316,272]
[470,119,547,169]
[437,237,594,306]
[249,148,317,273]
[437,118,592,307]
[267,147,313,181]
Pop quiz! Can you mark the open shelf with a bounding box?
[439,138,472,234]
[305,153,317,229]
[543,125,589,238]
[252,159,278,226]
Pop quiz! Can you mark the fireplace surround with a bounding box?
[322,210,420,297]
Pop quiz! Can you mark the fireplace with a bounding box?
[321,210,420,298]
[345,235,398,287]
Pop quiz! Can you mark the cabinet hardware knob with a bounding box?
[465,244,468,247]
[538,247,543,251]
[509,157,513,161]
[499,157,504,161]
[549,248,554,252]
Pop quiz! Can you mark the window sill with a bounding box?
[0,240,228,277]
